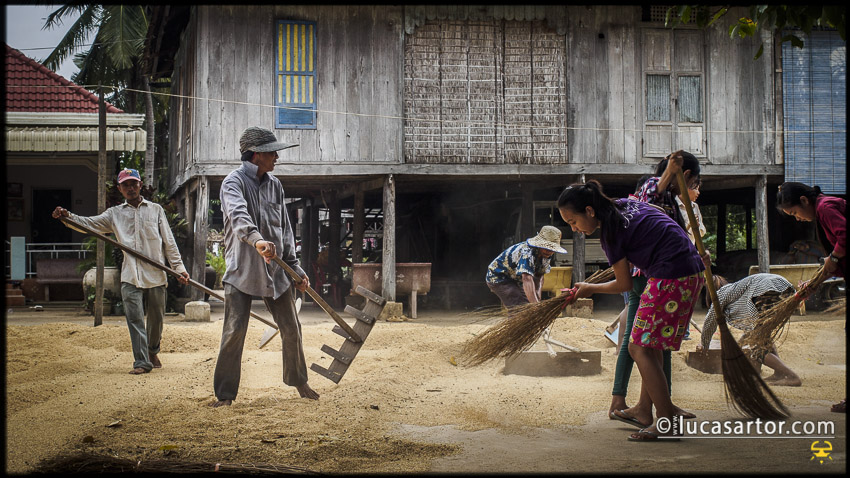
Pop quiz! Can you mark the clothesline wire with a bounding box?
[7,84,846,135]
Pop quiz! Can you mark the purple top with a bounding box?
[601,199,705,280]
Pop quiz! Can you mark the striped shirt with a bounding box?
[69,199,187,289]
[220,161,305,299]
[700,273,795,351]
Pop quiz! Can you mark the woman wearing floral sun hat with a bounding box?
[485,225,568,308]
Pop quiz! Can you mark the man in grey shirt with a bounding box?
[211,126,317,407]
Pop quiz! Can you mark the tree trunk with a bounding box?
[143,75,155,188]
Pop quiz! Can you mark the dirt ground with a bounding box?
[4,297,847,474]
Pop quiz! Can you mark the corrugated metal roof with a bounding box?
[4,44,124,114]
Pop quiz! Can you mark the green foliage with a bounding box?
[666,5,846,59]
[206,249,227,289]
[76,236,117,273]
[83,285,120,314]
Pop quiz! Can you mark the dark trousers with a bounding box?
[213,283,308,401]
[487,276,543,308]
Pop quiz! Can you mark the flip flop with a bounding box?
[628,428,681,442]
[129,367,150,375]
[610,409,650,429]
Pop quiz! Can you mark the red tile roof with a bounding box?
[5,43,124,113]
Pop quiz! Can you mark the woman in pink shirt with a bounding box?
[776,181,846,413]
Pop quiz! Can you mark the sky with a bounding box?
[4,4,85,80]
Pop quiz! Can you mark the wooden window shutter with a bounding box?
[276,20,317,129]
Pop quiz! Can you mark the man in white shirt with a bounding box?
[53,168,190,374]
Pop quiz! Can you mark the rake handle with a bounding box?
[269,256,362,343]
[672,169,727,326]
[59,216,279,330]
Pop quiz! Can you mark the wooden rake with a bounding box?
[60,217,284,347]
[673,165,788,420]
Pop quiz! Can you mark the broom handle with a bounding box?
[59,216,279,330]
[673,170,727,325]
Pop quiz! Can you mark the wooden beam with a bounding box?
[181,162,786,179]
[521,183,534,241]
[352,189,365,264]
[717,203,727,255]
[329,190,341,307]
[300,200,313,285]
[382,174,396,301]
[572,174,586,284]
[338,177,385,200]
[191,176,209,301]
[306,200,320,287]
[755,175,770,272]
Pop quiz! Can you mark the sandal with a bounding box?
[628,428,680,442]
[129,367,150,375]
[610,409,651,428]
[831,399,846,413]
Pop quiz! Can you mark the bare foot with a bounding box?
[210,399,232,408]
[296,383,320,400]
[673,405,696,419]
[150,354,162,369]
[772,376,802,387]
[609,395,628,418]
[128,367,149,375]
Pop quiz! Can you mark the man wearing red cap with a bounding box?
[53,168,190,374]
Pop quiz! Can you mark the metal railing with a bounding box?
[5,240,92,278]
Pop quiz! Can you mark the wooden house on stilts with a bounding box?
[141,5,844,312]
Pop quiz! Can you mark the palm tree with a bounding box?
[41,5,159,187]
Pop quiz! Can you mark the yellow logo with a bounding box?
[810,441,833,464]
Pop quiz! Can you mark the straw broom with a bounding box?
[460,267,614,366]
[740,264,832,354]
[672,165,788,420]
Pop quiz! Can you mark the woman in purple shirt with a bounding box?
[558,180,705,440]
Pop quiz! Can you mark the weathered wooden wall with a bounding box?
[705,7,776,165]
[186,5,403,172]
[165,4,781,195]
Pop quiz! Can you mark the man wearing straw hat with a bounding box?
[485,225,568,307]
[210,126,316,407]
[52,168,191,375]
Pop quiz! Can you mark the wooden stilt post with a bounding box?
[756,175,770,273]
[382,174,396,302]
[191,176,209,301]
[353,189,365,264]
[329,190,341,307]
[573,173,587,284]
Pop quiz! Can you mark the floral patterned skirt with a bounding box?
[629,273,705,351]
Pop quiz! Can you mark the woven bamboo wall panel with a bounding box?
[404,19,566,165]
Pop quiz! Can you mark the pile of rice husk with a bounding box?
[5,306,846,474]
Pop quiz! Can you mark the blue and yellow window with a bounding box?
[276,20,316,129]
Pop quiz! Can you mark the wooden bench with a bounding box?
[36,258,85,301]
